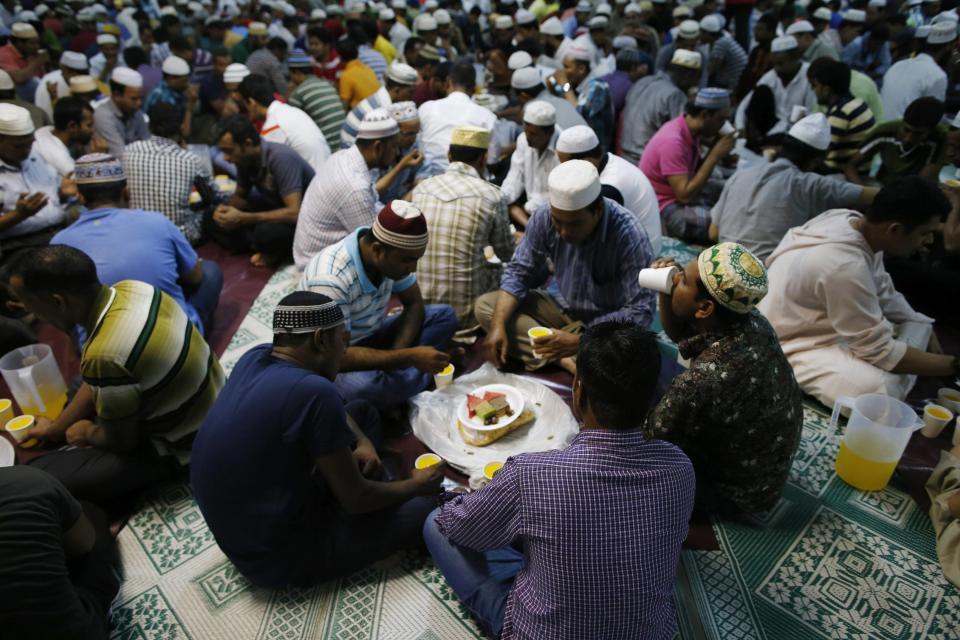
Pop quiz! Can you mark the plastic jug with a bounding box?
[0,344,68,420]
[830,394,923,491]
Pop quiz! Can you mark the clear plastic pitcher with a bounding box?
[830,394,923,491]
[0,344,68,420]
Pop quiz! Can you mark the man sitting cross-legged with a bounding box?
[191,292,443,588]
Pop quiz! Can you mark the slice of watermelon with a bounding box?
[482,391,505,402]
[467,394,484,418]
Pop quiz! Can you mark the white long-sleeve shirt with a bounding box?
[499,130,561,215]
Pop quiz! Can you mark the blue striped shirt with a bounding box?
[298,227,415,343]
[500,198,656,328]
[340,87,391,149]
[359,45,388,83]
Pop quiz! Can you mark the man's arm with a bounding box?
[30,382,96,443]
[665,134,735,204]
[434,460,523,551]
[93,108,127,158]
[216,191,302,228]
[389,282,427,350]
[483,290,522,368]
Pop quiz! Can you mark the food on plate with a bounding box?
[458,409,536,446]
[467,391,514,425]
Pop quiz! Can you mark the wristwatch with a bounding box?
[556,82,571,95]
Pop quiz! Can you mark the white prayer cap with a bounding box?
[511,66,542,90]
[385,61,418,85]
[112,67,143,88]
[597,2,613,15]
[508,50,534,70]
[423,0,439,9]
[69,75,98,93]
[325,4,345,16]
[159,5,178,16]
[625,3,642,14]
[0,104,35,136]
[951,111,960,129]
[770,35,799,53]
[566,44,594,62]
[60,51,89,71]
[0,70,13,91]
[34,4,50,17]
[378,7,395,20]
[933,10,959,23]
[223,63,250,84]
[312,8,329,19]
[868,0,886,7]
[391,0,407,8]
[389,100,419,122]
[357,108,400,140]
[540,16,565,36]
[523,100,556,126]
[589,16,609,29]
[923,0,941,3]
[16,11,38,22]
[434,8,452,24]
[842,9,866,23]
[515,9,536,25]
[280,1,296,16]
[162,56,191,76]
[812,7,832,20]
[670,48,702,69]
[612,35,639,49]
[673,5,692,18]
[549,160,601,211]
[417,14,438,31]
[700,15,722,33]
[10,23,38,39]
[575,0,592,11]
[787,112,831,150]
[494,15,514,29]
[97,34,118,45]
[556,125,600,153]
[916,25,931,39]
[677,19,700,40]
[248,21,269,36]
[928,20,957,44]
[786,20,814,35]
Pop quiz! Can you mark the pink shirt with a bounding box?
[639,115,700,212]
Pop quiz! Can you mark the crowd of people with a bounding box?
[1,0,959,638]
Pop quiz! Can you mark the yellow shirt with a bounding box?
[374,34,397,65]
[339,59,381,109]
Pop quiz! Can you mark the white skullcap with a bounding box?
[0,70,13,91]
[812,7,832,20]
[671,48,702,69]
[625,3,643,14]
[597,2,613,14]
[392,0,406,8]
[589,16,609,29]
[112,67,143,88]
[423,0,438,8]
[515,9,536,25]
[17,10,38,22]
[0,103,35,136]
[223,63,251,84]
[511,66,542,89]
[556,125,599,154]
[357,108,400,139]
[566,44,594,62]
[842,9,866,22]
[385,62,418,85]
[928,20,957,44]
[494,15,514,29]
[916,25,931,38]
[389,100,419,122]
[280,1,296,16]
[786,20,814,35]
[787,112,831,150]
[951,111,960,129]
[162,55,191,76]
[35,4,49,16]
[60,51,89,71]
[523,100,556,126]
[612,35,639,49]
[159,5,178,16]
[576,0,592,10]
[677,19,700,39]
[933,10,959,24]
[868,0,886,7]
[540,16,565,36]
[508,50,533,70]
[248,21,269,36]
[434,8,452,24]
[312,8,328,19]
[417,14,438,31]
[771,35,799,52]
[700,14,722,33]
[11,23,38,39]
[69,75,98,93]
[673,5,692,17]
[97,34,118,45]
[378,7,394,19]
[549,160,601,211]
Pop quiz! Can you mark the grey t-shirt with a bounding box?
[620,73,688,165]
[244,142,316,210]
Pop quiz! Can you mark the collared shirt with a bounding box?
[389,21,412,54]
[599,69,632,114]
[824,94,875,171]
[299,227,416,343]
[31,126,75,177]
[123,135,222,244]
[880,53,947,121]
[501,198,656,327]
[412,161,515,327]
[620,73,687,165]
[34,69,68,121]
[708,34,748,90]
[150,41,172,68]
[0,42,41,78]
[711,157,863,261]
[261,100,331,169]
[434,428,695,640]
[246,48,288,96]
[857,120,948,183]
[293,145,378,269]
[144,80,186,119]
[358,44,388,83]
[374,34,397,65]
[340,86,391,149]
[639,114,699,211]
[645,311,803,514]
[599,152,662,255]
[755,62,817,131]
[576,78,615,153]
[339,59,381,109]
[243,141,316,211]
[89,53,126,81]
[288,76,346,151]
[419,91,497,175]
[841,37,891,83]
[93,99,149,159]
[0,151,65,240]
[500,130,561,215]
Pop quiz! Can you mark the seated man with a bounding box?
[5,245,224,505]
[213,115,315,266]
[844,96,947,186]
[191,292,443,588]
[424,322,695,640]
[645,243,803,514]
[926,443,960,587]
[299,201,458,410]
[639,87,734,244]
[759,177,960,408]
[806,58,876,173]
[32,96,94,179]
[710,113,876,261]
[499,100,561,228]
[52,153,223,336]
[478,160,656,375]
[0,466,119,640]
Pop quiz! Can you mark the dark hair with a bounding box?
[745,84,778,136]
[77,180,127,207]
[218,114,260,146]
[148,102,182,137]
[239,73,275,107]
[516,37,542,57]
[756,12,779,32]
[449,143,486,164]
[336,37,359,61]
[807,58,850,95]
[903,96,945,129]
[434,60,454,82]
[123,45,148,68]
[403,36,423,58]
[780,135,824,166]
[360,18,380,42]
[684,102,725,117]
[694,278,751,325]
[266,36,288,53]
[450,60,476,91]
[53,96,92,131]
[211,46,230,59]
[3,245,100,295]
[867,176,950,230]
[577,322,661,428]
[347,23,370,45]
[169,35,192,53]
[867,23,890,43]
[307,26,333,44]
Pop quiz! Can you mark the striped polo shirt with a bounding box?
[340,87,391,149]
[824,95,875,171]
[298,227,415,344]
[287,76,347,152]
[81,281,225,464]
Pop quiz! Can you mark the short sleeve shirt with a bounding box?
[639,115,699,211]
[247,142,316,209]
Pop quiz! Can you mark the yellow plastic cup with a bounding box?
[483,461,504,480]
[528,326,553,359]
[5,414,35,445]
[0,399,13,426]
[414,453,442,469]
[434,364,455,389]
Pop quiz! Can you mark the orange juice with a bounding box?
[483,461,504,480]
[415,453,442,469]
[16,385,67,420]
[0,399,12,425]
[835,439,899,491]
[439,364,454,376]
[927,406,951,420]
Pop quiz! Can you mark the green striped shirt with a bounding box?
[288,77,347,151]
[81,281,224,464]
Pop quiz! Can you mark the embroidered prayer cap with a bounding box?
[770,35,799,53]
[69,75,99,93]
[60,51,89,71]
[385,61,418,85]
[112,67,143,88]
[540,17,565,36]
[673,5,692,18]
[549,160,601,211]
[272,291,346,335]
[357,108,400,140]
[523,100,556,126]
[916,25,931,39]
[693,87,731,110]
[418,44,441,62]
[417,14,438,31]
[162,55,191,76]
[567,44,594,62]
[372,200,429,251]
[700,14,722,33]
[787,112,831,150]
[589,16,609,29]
[0,71,13,91]
[812,7,832,21]
[494,15,514,29]
[11,23,38,39]
[786,20,814,35]
[434,9,452,24]
[248,21,269,36]
[450,125,490,149]
[379,7,395,20]
[223,63,251,84]
[613,35,639,49]
[556,125,599,154]
[287,49,314,69]
[515,9,537,25]
[389,100,419,122]
[508,50,533,70]
[928,20,958,44]
[697,242,768,313]
[0,104,35,136]
[670,48,702,69]
[74,153,126,185]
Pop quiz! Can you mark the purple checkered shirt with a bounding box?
[435,429,695,640]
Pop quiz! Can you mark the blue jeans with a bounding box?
[335,304,458,410]
[423,509,524,639]
[184,259,223,335]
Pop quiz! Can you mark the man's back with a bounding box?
[881,54,947,121]
[600,152,662,255]
[262,101,330,169]
[620,73,686,164]
[419,92,497,173]
[288,76,346,150]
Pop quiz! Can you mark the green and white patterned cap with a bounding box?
[697,242,768,314]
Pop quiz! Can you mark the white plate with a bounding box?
[458,384,525,431]
[0,438,14,468]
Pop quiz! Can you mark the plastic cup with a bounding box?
[414,453,442,469]
[637,266,679,294]
[434,364,455,389]
[921,403,953,438]
[719,120,736,136]
[527,326,553,359]
[938,387,960,414]
[790,105,808,122]
[483,461,504,480]
[5,415,35,444]
[0,399,13,426]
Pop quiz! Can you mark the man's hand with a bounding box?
[29,416,63,444]
[550,68,568,86]
[484,324,510,368]
[532,329,579,361]
[406,346,450,374]
[60,175,78,199]
[709,134,736,160]
[90,136,109,153]
[399,148,424,170]
[650,257,680,270]
[185,84,199,105]
[410,462,445,495]
[213,204,246,229]
[14,192,49,221]
[353,436,383,479]
[65,420,97,447]
[47,80,58,102]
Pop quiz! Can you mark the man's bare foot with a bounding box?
[250,252,280,267]
[559,357,577,376]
